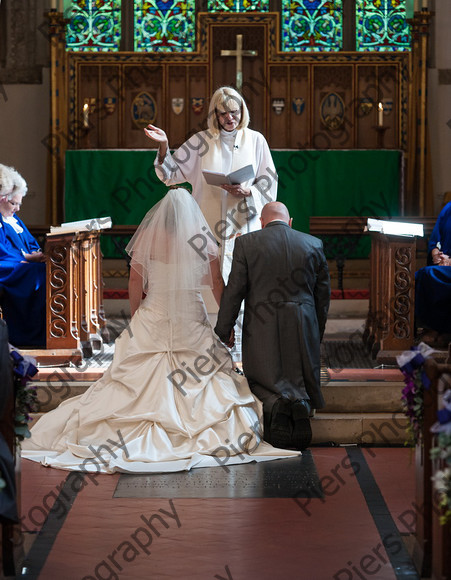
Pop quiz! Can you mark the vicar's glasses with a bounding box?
[8,200,22,209]
[216,109,241,119]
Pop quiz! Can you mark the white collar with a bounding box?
[220,128,238,142]
[3,215,23,234]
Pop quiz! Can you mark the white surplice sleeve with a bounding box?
[154,133,206,189]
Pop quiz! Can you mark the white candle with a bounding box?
[83,103,89,129]
[50,0,57,9]
[422,0,428,8]
[58,0,64,12]
[378,102,384,127]
[414,0,420,11]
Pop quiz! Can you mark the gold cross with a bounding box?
[221,34,258,92]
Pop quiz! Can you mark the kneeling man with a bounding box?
[215,202,330,450]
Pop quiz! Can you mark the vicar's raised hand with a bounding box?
[144,125,169,162]
[144,124,168,145]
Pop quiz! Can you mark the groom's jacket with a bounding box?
[215,220,330,408]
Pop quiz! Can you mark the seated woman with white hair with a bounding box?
[0,164,46,347]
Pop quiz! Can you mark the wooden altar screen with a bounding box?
[42,11,413,226]
[68,13,408,151]
[364,231,417,359]
[45,230,108,359]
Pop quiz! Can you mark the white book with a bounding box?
[202,164,255,187]
[366,218,424,237]
[49,216,112,235]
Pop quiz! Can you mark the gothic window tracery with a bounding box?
[64,0,411,53]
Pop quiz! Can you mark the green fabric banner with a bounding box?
[65,149,400,258]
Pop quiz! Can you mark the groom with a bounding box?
[214,202,330,450]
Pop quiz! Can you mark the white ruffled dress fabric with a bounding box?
[22,263,299,473]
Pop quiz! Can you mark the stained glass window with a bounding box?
[66,0,122,52]
[207,0,268,11]
[281,0,343,52]
[356,0,411,52]
[134,0,196,52]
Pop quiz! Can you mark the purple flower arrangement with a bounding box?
[10,348,39,443]
[397,343,434,447]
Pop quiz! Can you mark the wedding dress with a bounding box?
[22,261,298,473]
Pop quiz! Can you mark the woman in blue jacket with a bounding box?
[415,200,451,340]
[0,165,45,347]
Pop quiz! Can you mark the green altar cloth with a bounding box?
[65,149,400,258]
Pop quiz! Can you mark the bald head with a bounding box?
[261,202,291,228]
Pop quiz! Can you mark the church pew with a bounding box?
[0,320,21,577]
[423,355,451,580]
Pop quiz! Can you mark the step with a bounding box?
[311,412,409,445]
[29,379,406,414]
[321,381,404,413]
[27,411,409,446]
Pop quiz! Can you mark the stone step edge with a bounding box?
[28,380,406,388]
[26,412,408,446]
[28,412,406,421]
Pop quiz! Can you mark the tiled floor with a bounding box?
[17,447,419,580]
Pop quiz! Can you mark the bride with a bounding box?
[22,189,298,473]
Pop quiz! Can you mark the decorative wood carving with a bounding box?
[364,232,417,357]
[66,12,409,152]
[45,231,108,355]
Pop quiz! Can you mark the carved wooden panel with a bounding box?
[124,65,163,148]
[68,13,409,151]
[393,246,412,340]
[78,65,100,149]
[45,231,107,352]
[187,65,208,139]
[167,65,188,148]
[269,65,288,148]
[46,234,79,349]
[289,66,309,149]
[357,65,378,149]
[100,64,121,148]
[364,232,416,356]
[313,65,354,149]
[378,65,398,150]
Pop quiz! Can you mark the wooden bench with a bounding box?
[415,352,451,579]
[0,320,22,577]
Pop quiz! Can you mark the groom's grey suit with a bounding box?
[215,220,330,417]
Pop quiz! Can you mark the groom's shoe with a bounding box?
[269,398,293,448]
[292,400,313,450]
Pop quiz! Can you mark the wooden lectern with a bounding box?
[364,231,417,360]
[45,229,109,361]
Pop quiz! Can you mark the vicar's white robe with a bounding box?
[154,128,278,281]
